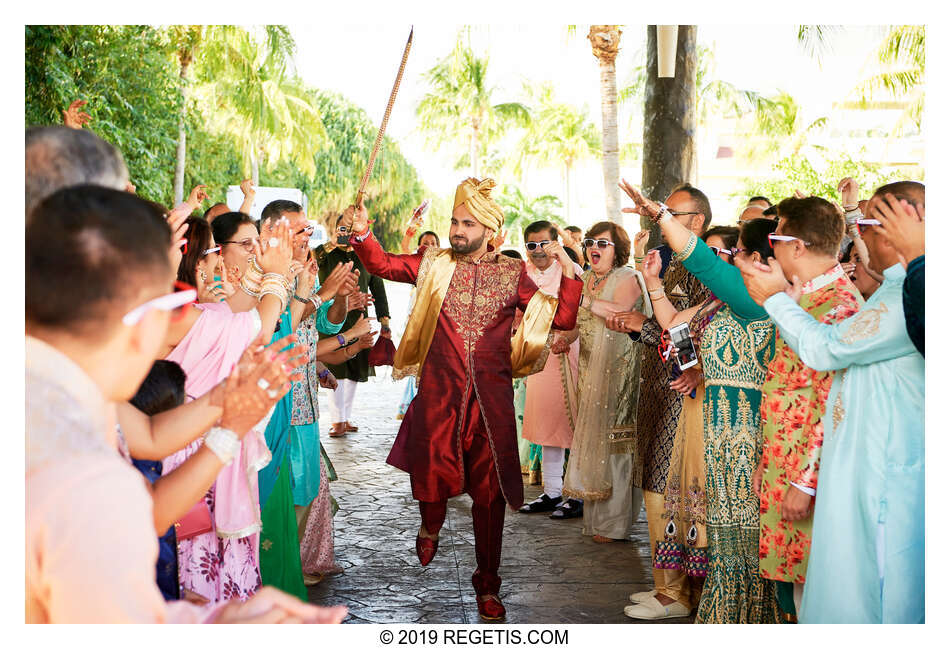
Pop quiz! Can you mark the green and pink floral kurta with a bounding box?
[757,266,862,583]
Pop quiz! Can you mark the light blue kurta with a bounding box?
[763,263,924,623]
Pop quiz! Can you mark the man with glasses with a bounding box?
[612,182,712,620]
[738,182,924,623]
[26,186,345,624]
[740,195,864,622]
[517,221,585,519]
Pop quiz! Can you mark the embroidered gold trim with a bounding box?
[675,233,698,262]
[842,302,888,344]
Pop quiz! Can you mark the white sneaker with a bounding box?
[628,589,657,604]
[623,597,691,620]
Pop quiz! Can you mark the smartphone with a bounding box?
[668,321,699,370]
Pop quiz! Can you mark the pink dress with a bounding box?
[522,262,580,449]
[163,302,271,603]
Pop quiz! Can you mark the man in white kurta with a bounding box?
[737,183,924,622]
[518,222,584,517]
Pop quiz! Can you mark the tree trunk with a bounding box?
[250,145,260,187]
[173,59,190,206]
[564,160,572,222]
[470,122,479,177]
[599,58,621,223]
[641,25,698,249]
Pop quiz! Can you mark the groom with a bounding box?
[340,178,582,621]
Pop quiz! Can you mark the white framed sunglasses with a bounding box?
[710,246,733,257]
[122,281,197,326]
[855,218,882,234]
[767,234,812,249]
[582,238,616,249]
[525,240,551,251]
[202,246,221,256]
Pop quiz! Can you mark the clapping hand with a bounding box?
[209,333,309,436]
[642,249,663,280]
[317,262,355,302]
[491,228,509,250]
[255,218,294,276]
[347,292,374,312]
[735,255,801,305]
[634,230,651,258]
[63,100,92,129]
[215,586,347,624]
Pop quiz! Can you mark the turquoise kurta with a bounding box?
[763,263,924,624]
[679,235,782,624]
[289,280,344,506]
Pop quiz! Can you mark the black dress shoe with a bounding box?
[518,493,562,513]
[550,498,583,519]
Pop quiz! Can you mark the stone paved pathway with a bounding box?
[307,282,694,624]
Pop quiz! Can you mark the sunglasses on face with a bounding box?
[122,281,197,326]
[767,234,812,249]
[295,225,315,236]
[221,238,259,252]
[855,218,881,234]
[582,239,616,249]
[525,240,551,251]
[202,246,221,256]
[709,246,734,257]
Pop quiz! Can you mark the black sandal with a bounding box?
[518,493,561,513]
[550,498,583,519]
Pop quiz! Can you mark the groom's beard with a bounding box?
[450,232,487,255]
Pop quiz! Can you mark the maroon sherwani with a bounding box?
[351,232,582,596]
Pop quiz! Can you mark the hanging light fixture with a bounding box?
[657,25,678,78]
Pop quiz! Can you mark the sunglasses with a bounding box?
[202,246,221,256]
[122,280,197,326]
[709,246,733,257]
[767,234,812,249]
[525,240,551,251]
[295,225,315,236]
[582,239,616,249]
[221,237,259,252]
[855,218,881,234]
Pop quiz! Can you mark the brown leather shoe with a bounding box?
[344,421,358,432]
[477,594,506,622]
[329,423,346,438]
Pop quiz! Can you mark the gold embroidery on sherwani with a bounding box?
[442,254,521,355]
[842,302,888,344]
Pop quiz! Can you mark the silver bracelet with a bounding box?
[204,427,240,465]
[309,294,324,311]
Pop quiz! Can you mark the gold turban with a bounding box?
[453,177,505,232]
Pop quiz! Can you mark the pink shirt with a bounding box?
[25,336,223,623]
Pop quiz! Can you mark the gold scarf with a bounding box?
[393,249,558,379]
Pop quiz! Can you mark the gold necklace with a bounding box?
[590,268,613,291]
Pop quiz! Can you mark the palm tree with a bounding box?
[587,25,623,223]
[195,27,325,185]
[798,25,924,135]
[496,185,563,247]
[166,25,203,205]
[513,83,600,221]
[416,30,529,177]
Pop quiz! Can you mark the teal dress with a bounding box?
[258,308,307,600]
[764,264,924,623]
[289,282,344,507]
[678,235,782,624]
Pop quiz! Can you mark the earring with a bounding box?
[199,269,207,282]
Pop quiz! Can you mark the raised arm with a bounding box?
[238,178,256,215]
[641,250,703,330]
[345,199,425,284]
